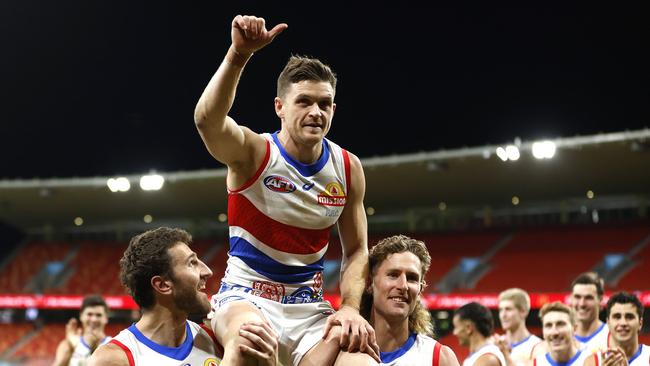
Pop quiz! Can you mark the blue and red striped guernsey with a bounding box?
[223,132,351,293]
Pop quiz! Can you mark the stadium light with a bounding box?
[505,145,520,161]
[496,145,520,161]
[496,147,508,161]
[532,140,556,159]
[140,174,164,191]
[107,177,130,192]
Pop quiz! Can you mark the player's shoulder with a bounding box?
[87,341,131,366]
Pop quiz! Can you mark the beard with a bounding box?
[172,281,212,316]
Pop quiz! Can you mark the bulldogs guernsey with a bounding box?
[380,333,443,366]
[109,321,222,365]
[223,132,351,301]
[510,335,543,366]
[463,343,506,366]
[69,335,111,366]
[533,350,592,366]
[575,322,610,353]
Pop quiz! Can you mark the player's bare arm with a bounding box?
[475,353,504,366]
[87,343,130,366]
[440,345,461,366]
[322,153,380,361]
[194,15,287,180]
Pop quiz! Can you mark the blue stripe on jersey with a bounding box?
[80,335,109,350]
[380,332,417,364]
[229,236,324,283]
[128,322,194,360]
[545,350,583,366]
[574,322,606,343]
[511,335,532,348]
[628,345,643,364]
[272,132,330,177]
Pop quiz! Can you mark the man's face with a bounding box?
[499,299,526,332]
[370,252,422,323]
[607,303,642,345]
[275,80,335,148]
[80,305,108,333]
[167,243,213,315]
[570,284,600,323]
[452,314,472,347]
[542,311,574,355]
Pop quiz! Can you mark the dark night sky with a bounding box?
[1,2,648,179]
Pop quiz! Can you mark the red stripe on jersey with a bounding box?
[433,341,442,366]
[229,139,271,193]
[110,339,135,366]
[200,324,224,356]
[228,194,331,254]
[594,353,599,366]
[342,149,351,193]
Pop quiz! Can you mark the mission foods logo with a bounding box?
[263,175,296,193]
[317,182,346,206]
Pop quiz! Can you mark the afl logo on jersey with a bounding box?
[317,182,346,206]
[263,175,296,193]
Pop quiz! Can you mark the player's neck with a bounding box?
[576,318,602,337]
[136,308,189,347]
[371,313,410,353]
[469,335,490,354]
[277,130,323,164]
[610,336,639,359]
[507,323,531,345]
[550,344,578,363]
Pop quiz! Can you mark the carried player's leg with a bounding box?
[211,299,268,366]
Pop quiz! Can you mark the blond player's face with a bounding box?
[275,80,335,148]
[498,300,525,331]
[543,311,574,355]
[571,284,600,323]
[80,305,108,332]
[607,303,642,344]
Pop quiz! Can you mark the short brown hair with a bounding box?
[80,294,108,313]
[571,272,604,298]
[360,235,433,336]
[120,227,192,309]
[539,301,576,326]
[277,55,337,98]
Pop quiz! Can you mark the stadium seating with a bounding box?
[0,242,71,293]
[473,224,650,292]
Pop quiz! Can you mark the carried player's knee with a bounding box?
[211,300,265,340]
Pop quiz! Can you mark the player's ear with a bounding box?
[151,275,172,295]
[365,278,373,294]
[274,97,284,118]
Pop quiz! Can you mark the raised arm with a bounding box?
[194,15,287,174]
[52,318,81,366]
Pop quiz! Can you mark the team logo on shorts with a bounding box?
[204,358,220,366]
[317,182,346,206]
[252,280,286,302]
[263,175,296,193]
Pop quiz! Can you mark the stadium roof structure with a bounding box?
[1,129,649,234]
